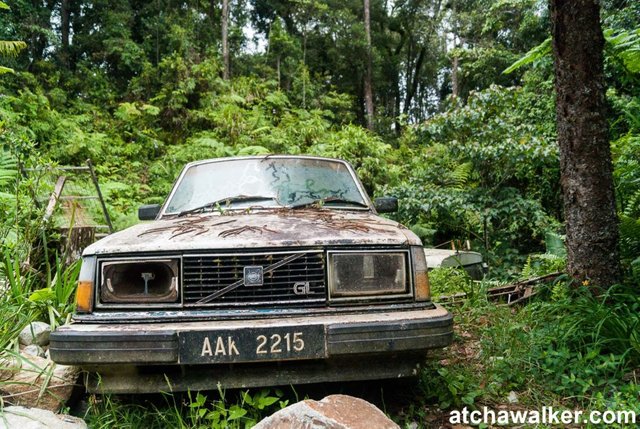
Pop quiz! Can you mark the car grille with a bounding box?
[182,251,326,307]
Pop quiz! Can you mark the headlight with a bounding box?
[100,259,179,303]
[328,251,409,298]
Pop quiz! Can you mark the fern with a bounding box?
[0,2,27,74]
[605,28,640,74]
[446,162,473,190]
[619,214,640,261]
[503,37,551,74]
[504,28,640,75]
[623,188,640,218]
[521,253,566,278]
[0,150,17,186]
[0,40,26,57]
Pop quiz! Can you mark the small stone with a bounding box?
[22,344,46,358]
[19,322,51,346]
[507,391,519,404]
[0,406,87,429]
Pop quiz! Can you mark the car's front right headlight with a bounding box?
[328,251,409,299]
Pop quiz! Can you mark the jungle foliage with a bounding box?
[0,0,639,426]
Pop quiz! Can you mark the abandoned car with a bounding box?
[49,155,453,393]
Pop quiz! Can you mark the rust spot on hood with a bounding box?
[138,217,236,239]
[219,225,278,238]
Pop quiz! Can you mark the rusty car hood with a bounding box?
[84,210,421,255]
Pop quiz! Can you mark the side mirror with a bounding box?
[138,204,161,221]
[374,197,398,213]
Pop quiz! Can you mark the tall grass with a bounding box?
[0,248,80,351]
[0,250,39,351]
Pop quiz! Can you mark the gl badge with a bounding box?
[243,266,264,287]
[293,281,313,295]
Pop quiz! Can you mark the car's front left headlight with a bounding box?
[328,251,409,299]
[100,259,179,304]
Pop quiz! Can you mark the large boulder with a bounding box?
[19,322,51,347]
[0,406,87,429]
[0,354,80,412]
[254,394,400,429]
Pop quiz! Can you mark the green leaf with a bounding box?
[29,288,55,303]
[503,37,551,74]
[0,40,27,57]
[227,405,247,420]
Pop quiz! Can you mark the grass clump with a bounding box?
[83,388,287,429]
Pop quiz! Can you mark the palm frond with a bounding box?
[0,40,26,57]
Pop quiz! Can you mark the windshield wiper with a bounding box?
[289,196,369,210]
[178,195,277,217]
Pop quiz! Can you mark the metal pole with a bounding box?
[86,159,114,233]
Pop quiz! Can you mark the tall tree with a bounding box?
[221,0,230,80]
[363,0,374,130]
[60,0,70,67]
[551,0,621,288]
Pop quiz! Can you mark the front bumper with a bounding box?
[50,305,452,392]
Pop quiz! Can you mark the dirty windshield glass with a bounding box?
[164,158,368,214]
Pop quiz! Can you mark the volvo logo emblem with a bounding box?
[243,266,264,287]
[293,282,313,295]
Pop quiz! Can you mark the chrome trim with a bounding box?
[185,249,323,258]
[327,249,414,302]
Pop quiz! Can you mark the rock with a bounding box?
[0,356,21,381]
[254,394,399,429]
[22,344,46,358]
[0,406,87,429]
[507,391,519,404]
[0,354,80,412]
[19,322,51,346]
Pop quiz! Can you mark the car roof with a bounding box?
[184,155,351,169]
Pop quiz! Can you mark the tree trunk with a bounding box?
[451,53,459,99]
[551,0,621,288]
[404,46,425,115]
[221,0,230,80]
[60,0,70,67]
[363,0,374,131]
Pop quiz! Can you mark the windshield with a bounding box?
[163,157,370,214]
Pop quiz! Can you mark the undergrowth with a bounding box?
[399,278,640,428]
[83,387,288,429]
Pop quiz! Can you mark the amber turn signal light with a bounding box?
[415,271,431,301]
[76,281,94,313]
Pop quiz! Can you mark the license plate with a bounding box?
[178,325,326,364]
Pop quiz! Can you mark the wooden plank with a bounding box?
[59,195,100,200]
[86,159,114,233]
[435,272,563,306]
[43,176,66,223]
